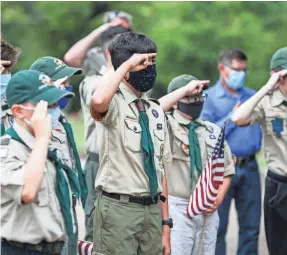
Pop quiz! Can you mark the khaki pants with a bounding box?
[93,193,162,255]
[169,195,219,255]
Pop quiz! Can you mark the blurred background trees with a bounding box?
[3,1,285,154]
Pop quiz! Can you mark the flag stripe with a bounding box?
[187,126,226,219]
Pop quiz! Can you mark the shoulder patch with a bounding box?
[149,98,160,106]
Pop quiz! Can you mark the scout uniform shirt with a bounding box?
[166,110,235,199]
[90,83,172,196]
[1,99,14,134]
[0,121,66,244]
[250,89,287,176]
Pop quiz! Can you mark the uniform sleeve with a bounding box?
[162,116,173,166]
[80,76,99,107]
[250,99,265,125]
[223,141,235,177]
[1,149,25,205]
[90,95,119,126]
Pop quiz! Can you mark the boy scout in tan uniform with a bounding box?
[90,32,172,255]
[232,47,287,255]
[0,70,79,254]
[159,75,235,255]
[79,25,131,241]
[29,57,87,253]
[1,39,21,136]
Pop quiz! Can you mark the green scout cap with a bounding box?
[6,70,74,108]
[270,47,287,71]
[167,74,198,94]
[30,56,82,81]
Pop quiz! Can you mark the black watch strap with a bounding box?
[162,218,173,228]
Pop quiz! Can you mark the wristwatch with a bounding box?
[162,218,173,228]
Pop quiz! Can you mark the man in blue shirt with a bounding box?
[201,49,262,255]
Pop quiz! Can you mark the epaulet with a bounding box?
[149,98,160,106]
[0,134,11,146]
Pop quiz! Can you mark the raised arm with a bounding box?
[64,18,125,67]
[21,101,51,203]
[90,53,157,115]
[232,69,287,126]
[159,80,209,112]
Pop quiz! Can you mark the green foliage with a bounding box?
[2,1,287,99]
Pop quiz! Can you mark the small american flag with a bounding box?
[187,125,225,219]
[78,240,94,255]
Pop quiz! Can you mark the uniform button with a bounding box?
[134,126,137,131]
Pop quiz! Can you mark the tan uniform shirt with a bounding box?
[0,122,66,244]
[90,83,172,196]
[1,99,14,132]
[250,89,287,175]
[79,75,101,154]
[166,110,235,199]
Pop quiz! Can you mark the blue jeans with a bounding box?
[216,159,261,255]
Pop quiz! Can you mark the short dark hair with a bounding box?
[1,39,21,71]
[219,48,248,66]
[108,32,157,70]
[100,25,132,52]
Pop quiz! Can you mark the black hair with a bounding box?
[100,25,132,52]
[219,48,248,66]
[108,32,157,70]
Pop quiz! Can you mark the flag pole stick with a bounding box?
[199,215,208,255]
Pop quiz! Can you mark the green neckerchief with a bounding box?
[5,127,80,237]
[59,115,87,207]
[1,104,9,136]
[135,99,158,199]
[187,121,202,185]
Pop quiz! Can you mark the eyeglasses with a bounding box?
[225,65,248,73]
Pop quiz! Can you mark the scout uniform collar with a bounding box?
[12,121,35,149]
[119,83,150,106]
[271,89,287,107]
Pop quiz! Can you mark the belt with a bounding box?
[236,154,256,167]
[102,191,166,205]
[1,239,64,254]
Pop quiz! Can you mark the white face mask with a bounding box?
[19,105,35,127]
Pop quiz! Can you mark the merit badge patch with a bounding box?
[157,123,163,130]
[152,109,159,118]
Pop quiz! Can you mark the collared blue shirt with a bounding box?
[200,80,262,157]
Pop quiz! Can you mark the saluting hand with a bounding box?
[0,60,11,74]
[127,53,157,72]
[184,80,210,96]
[31,101,52,139]
[265,69,287,92]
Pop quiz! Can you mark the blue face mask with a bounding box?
[48,107,61,129]
[224,70,246,90]
[1,73,12,99]
[57,86,72,109]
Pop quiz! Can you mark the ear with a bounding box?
[105,49,110,58]
[11,105,25,119]
[218,63,225,73]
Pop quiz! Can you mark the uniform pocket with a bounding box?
[124,118,142,152]
[153,129,164,157]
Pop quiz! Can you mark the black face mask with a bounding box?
[177,101,204,120]
[127,64,157,92]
